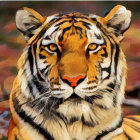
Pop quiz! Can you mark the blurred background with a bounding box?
[0,1,140,139]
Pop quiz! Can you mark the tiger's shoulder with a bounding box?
[112,115,140,140]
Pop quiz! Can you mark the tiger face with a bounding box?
[16,5,131,116]
[39,13,108,101]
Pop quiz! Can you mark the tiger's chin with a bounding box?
[57,94,93,119]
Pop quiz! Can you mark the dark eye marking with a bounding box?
[94,33,102,40]
[44,35,51,40]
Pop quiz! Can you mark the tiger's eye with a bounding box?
[49,44,58,51]
[88,43,98,50]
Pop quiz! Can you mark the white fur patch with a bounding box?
[102,71,109,79]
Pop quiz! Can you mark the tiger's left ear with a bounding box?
[100,5,131,41]
[16,7,46,41]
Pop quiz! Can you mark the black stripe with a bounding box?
[54,20,71,27]
[32,76,45,93]
[94,33,102,40]
[18,109,54,140]
[58,26,71,42]
[48,17,59,24]
[101,38,108,58]
[13,98,54,140]
[75,26,82,32]
[29,15,40,22]
[23,22,41,38]
[86,94,102,100]
[85,94,102,104]
[39,54,46,59]
[81,21,91,29]
[50,27,59,37]
[68,116,79,124]
[37,28,47,39]
[90,16,97,22]
[124,132,132,140]
[28,81,33,95]
[107,82,115,93]
[33,43,45,82]
[44,35,51,40]
[27,23,41,33]
[37,72,45,81]
[94,118,123,140]
[114,44,120,75]
[28,47,34,74]
[109,42,114,74]
[101,48,108,57]
[40,65,50,74]
[101,42,114,80]
[107,82,115,90]
[81,115,94,127]
[33,43,37,67]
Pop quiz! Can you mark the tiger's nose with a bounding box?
[61,75,85,87]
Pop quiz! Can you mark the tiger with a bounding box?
[8,5,140,140]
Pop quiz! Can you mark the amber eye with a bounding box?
[88,43,98,50]
[48,44,58,51]
[45,43,58,53]
[87,43,101,53]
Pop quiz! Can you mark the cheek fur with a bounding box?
[49,64,60,86]
[87,57,99,83]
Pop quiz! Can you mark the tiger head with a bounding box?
[16,5,131,115]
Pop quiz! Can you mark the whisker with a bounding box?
[49,98,59,116]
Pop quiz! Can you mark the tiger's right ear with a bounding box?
[16,7,46,40]
[98,5,131,41]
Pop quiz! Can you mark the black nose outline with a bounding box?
[60,76,86,88]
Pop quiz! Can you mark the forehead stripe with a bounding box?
[58,26,71,42]
[43,24,59,39]
[54,20,71,27]
[80,21,92,29]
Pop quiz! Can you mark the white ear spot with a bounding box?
[116,6,131,31]
[16,10,38,31]
[117,6,127,14]
[102,5,131,41]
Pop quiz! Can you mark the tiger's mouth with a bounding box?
[49,93,93,109]
[65,93,93,104]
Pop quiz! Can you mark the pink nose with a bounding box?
[62,75,85,87]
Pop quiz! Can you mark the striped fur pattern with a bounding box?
[8,5,140,140]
